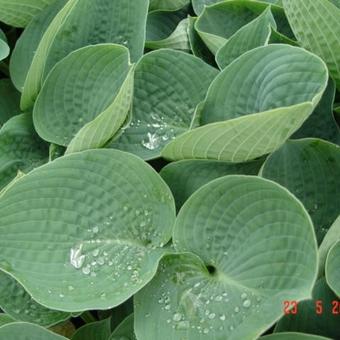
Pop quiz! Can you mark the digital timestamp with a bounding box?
[284,300,340,315]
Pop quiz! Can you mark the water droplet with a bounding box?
[229,325,234,331]
[59,294,64,298]
[215,295,222,301]
[97,257,105,265]
[92,226,99,234]
[220,314,226,321]
[177,320,190,330]
[208,313,216,319]
[243,299,251,308]
[142,132,161,150]
[241,293,247,299]
[92,249,99,257]
[165,304,171,310]
[203,328,209,334]
[68,285,74,291]
[82,265,91,275]
[173,313,182,322]
[70,244,85,269]
[234,307,240,313]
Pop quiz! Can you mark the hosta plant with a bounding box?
[0,0,339,339]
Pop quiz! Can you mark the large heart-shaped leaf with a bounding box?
[160,158,264,209]
[162,45,328,162]
[283,0,340,90]
[195,0,290,55]
[65,66,134,154]
[109,49,218,160]
[0,271,70,327]
[0,79,20,126]
[9,0,67,92]
[292,79,340,145]
[71,318,111,340]
[260,139,340,244]
[0,149,175,311]
[0,113,49,190]
[216,7,275,69]
[33,44,131,147]
[195,0,270,54]
[21,0,148,110]
[325,241,340,297]
[319,216,340,276]
[0,0,55,27]
[135,176,318,340]
[0,322,67,339]
[274,277,340,339]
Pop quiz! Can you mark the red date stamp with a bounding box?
[283,300,340,315]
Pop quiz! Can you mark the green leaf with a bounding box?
[146,7,188,42]
[109,49,218,160]
[187,16,215,65]
[65,66,134,154]
[162,45,328,162]
[71,318,111,340]
[135,175,318,340]
[0,314,15,327]
[160,158,264,210]
[0,322,67,339]
[109,299,133,331]
[0,79,20,126]
[260,139,340,244]
[283,0,340,91]
[0,0,56,27]
[110,314,136,340]
[195,1,266,54]
[261,333,332,340]
[0,271,71,327]
[0,113,49,190]
[149,0,189,11]
[0,30,9,61]
[275,277,340,339]
[146,18,190,51]
[292,79,340,144]
[33,44,131,147]
[192,0,220,15]
[0,149,176,312]
[325,241,340,296]
[192,0,283,16]
[9,0,67,92]
[21,0,148,110]
[216,7,275,69]
[319,216,340,277]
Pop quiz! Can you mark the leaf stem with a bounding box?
[80,311,97,323]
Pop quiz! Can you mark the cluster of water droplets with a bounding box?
[153,268,263,336]
[134,113,177,150]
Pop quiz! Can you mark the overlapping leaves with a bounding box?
[135,176,318,340]
[0,0,339,338]
[162,44,328,162]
